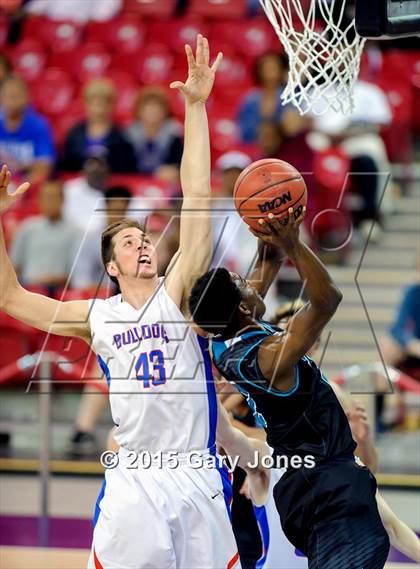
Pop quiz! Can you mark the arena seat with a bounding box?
[148,18,208,54]
[22,17,83,53]
[113,44,174,85]
[122,0,177,18]
[106,70,138,125]
[87,16,146,54]
[187,0,247,20]
[10,39,47,83]
[209,115,241,156]
[377,78,413,163]
[210,19,276,60]
[0,15,8,47]
[32,68,75,117]
[208,46,251,88]
[50,43,111,82]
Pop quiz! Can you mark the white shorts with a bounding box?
[88,449,240,569]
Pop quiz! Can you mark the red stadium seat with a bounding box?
[122,0,176,18]
[187,0,247,19]
[87,16,146,54]
[412,73,420,133]
[381,50,420,83]
[112,44,173,85]
[376,78,413,163]
[148,18,208,54]
[23,17,82,53]
[0,15,8,48]
[10,39,47,83]
[209,115,240,156]
[210,19,275,60]
[106,70,138,125]
[32,68,75,117]
[210,46,251,88]
[50,43,111,82]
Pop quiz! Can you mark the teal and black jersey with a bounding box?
[212,321,356,463]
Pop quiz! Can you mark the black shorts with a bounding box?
[273,459,390,569]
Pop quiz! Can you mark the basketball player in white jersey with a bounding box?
[0,35,246,569]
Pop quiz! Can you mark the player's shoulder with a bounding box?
[88,293,121,311]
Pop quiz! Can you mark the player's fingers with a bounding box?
[267,213,284,233]
[211,52,223,73]
[185,44,195,68]
[203,36,210,65]
[169,81,186,92]
[14,181,30,196]
[0,164,7,187]
[195,33,204,64]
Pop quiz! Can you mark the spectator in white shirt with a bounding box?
[308,80,393,240]
[63,156,109,234]
[25,0,122,23]
[11,179,80,293]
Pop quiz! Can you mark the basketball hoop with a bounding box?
[259,0,366,115]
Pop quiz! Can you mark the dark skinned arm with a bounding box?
[251,208,343,391]
[247,240,286,299]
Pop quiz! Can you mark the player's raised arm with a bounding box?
[252,208,343,388]
[164,35,222,311]
[247,240,286,299]
[0,165,90,341]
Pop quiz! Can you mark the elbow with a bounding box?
[0,281,21,311]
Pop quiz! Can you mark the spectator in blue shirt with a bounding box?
[381,281,420,368]
[237,52,310,144]
[0,75,55,182]
[60,78,137,173]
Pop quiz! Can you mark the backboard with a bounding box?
[355,0,420,39]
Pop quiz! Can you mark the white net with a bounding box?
[260,0,366,115]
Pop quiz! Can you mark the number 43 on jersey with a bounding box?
[135,350,167,387]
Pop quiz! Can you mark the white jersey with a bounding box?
[89,278,217,454]
[254,467,308,569]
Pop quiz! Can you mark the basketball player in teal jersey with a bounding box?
[189,208,390,568]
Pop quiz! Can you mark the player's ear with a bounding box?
[238,301,251,315]
[107,260,119,279]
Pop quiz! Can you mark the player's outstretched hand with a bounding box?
[346,401,371,444]
[0,165,30,215]
[170,34,223,104]
[248,206,306,251]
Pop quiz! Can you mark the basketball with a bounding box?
[233,158,307,232]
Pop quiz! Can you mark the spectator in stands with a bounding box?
[237,52,309,144]
[212,151,258,275]
[125,87,183,183]
[25,0,122,23]
[381,281,420,369]
[71,185,132,290]
[63,156,110,233]
[10,179,80,293]
[258,120,315,191]
[0,54,12,86]
[0,75,54,182]
[60,78,137,174]
[308,79,393,240]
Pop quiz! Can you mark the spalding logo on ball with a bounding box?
[234,158,307,232]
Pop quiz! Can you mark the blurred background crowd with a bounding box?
[0,0,418,474]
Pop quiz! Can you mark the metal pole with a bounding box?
[38,355,52,547]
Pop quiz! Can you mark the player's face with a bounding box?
[230,273,266,319]
[112,227,158,281]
